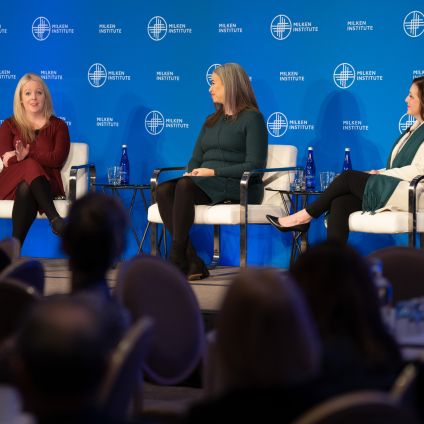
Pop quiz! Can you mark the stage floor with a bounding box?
[40,258,238,315]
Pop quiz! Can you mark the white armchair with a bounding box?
[147,144,298,267]
[0,142,95,220]
[349,175,424,247]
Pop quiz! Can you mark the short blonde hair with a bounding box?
[13,73,54,142]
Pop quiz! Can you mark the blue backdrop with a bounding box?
[0,0,423,266]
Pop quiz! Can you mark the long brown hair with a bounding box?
[12,73,54,143]
[205,63,259,127]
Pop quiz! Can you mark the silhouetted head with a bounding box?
[62,192,128,279]
[216,268,321,391]
[290,240,401,368]
[13,295,115,413]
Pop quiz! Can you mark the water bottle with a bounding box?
[342,147,352,172]
[120,144,130,185]
[304,147,316,191]
[369,257,394,332]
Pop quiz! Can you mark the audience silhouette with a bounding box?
[12,295,130,423]
[290,240,403,395]
[184,268,324,423]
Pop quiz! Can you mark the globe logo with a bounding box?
[270,15,292,40]
[333,63,356,89]
[145,110,165,135]
[32,17,51,41]
[403,11,424,38]
[399,113,416,134]
[206,64,221,86]
[267,112,288,137]
[87,63,108,88]
[147,16,167,41]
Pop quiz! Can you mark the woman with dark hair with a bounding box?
[267,77,424,242]
[156,63,268,280]
[0,73,70,246]
[290,241,403,393]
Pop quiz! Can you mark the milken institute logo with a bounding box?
[267,112,289,137]
[88,63,108,88]
[147,16,167,41]
[145,111,165,135]
[333,63,356,89]
[32,17,51,41]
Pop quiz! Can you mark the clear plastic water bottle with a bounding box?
[304,147,316,191]
[369,257,394,332]
[342,147,352,172]
[120,144,130,185]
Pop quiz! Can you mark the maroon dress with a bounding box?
[0,116,70,200]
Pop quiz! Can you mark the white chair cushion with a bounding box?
[148,203,286,225]
[349,210,424,234]
[0,200,70,219]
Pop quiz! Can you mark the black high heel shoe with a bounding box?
[187,256,210,281]
[266,215,310,233]
[50,216,66,236]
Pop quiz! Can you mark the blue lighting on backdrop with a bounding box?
[0,0,423,266]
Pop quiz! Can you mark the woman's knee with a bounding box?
[329,195,361,217]
[176,176,194,189]
[156,180,176,203]
[174,176,196,196]
[15,181,31,200]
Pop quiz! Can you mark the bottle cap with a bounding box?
[122,144,127,148]
[308,146,313,150]
[345,147,350,151]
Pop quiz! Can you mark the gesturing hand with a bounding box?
[2,150,16,167]
[15,140,30,162]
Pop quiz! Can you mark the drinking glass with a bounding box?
[107,166,122,185]
[319,171,336,191]
[289,170,306,191]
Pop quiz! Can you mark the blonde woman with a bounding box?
[156,63,268,280]
[0,73,70,246]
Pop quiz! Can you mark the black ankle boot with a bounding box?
[50,216,66,236]
[170,241,189,275]
[186,241,209,281]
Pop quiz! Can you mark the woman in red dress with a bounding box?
[0,73,70,246]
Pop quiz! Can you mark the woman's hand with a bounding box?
[2,150,16,167]
[15,140,30,162]
[368,169,380,175]
[184,168,215,177]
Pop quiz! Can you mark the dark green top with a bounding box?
[187,110,268,204]
[363,123,424,212]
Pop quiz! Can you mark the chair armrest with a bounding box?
[238,165,300,267]
[69,163,97,203]
[150,166,187,203]
[409,175,424,240]
[240,166,302,208]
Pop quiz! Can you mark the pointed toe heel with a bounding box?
[266,214,310,233]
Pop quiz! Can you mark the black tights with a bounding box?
[12,176,61,246]
[156,177,211,244]
[305,170,370,243]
